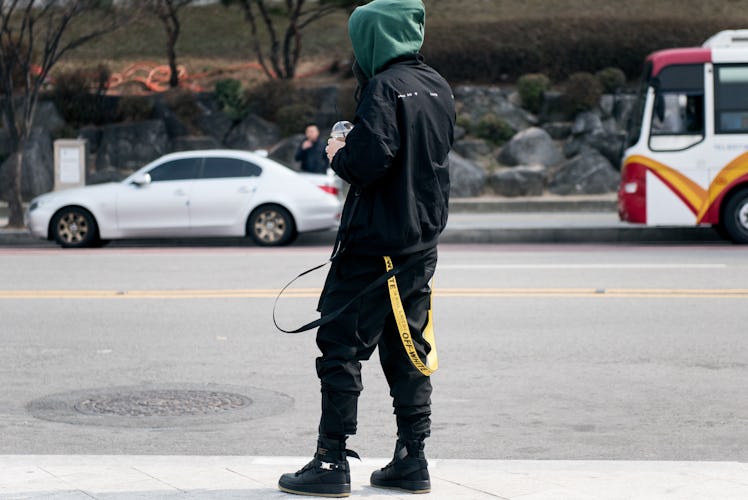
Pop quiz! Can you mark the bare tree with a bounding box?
[221,0,363,80]
[0,0,134,228]
[147,0,193,88]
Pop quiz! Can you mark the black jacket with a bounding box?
[331,54,455,256]
[295,140,329,174]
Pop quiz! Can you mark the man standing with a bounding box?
[295,123,329,174]
[278,0,454,497]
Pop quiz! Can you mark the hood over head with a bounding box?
[348,0,425,79]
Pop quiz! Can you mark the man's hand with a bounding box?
[325,138,345,163]
[301,140,313,150]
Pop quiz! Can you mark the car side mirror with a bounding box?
[131,173,151,187]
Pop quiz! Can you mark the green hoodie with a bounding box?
[348,0,425,79]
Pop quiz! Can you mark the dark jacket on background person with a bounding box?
[295,140,329,174]
[331,53,455,256]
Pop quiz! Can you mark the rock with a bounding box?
[196,110,234,145]
[172,135,221,152]
[452,138,493,161]
[542,122,573,140]
[0,128,53,201]
[565,110,626,165]
[571,111,604,136]
[507,90,522,107]
[564,130,626,166]
[78,126,102,154]
[449,152,486,197]
[613,94,638,129]
[33,101,65,132]
[302,85,339,128]
[87,167,128,185]
[95,119,170,170]
[224,114,281,150]
[488,165,546,197]
[538,91,575,123]
[454,85,537,132]
[154,97,190,138]
[268,134,305,170]
[548,150,620,195]
[453,125,467,142]
[599,94,615,118]
[0,128,10,159]
[498,127,563,167]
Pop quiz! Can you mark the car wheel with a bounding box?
[721,188,748,244]
[51,207,100,248]
[248,204,296,246]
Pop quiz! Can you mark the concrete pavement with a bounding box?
[0,204,743,499]
[2,455,747,499]
[0,196,727,246]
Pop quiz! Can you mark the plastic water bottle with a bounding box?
[331,120,354,141]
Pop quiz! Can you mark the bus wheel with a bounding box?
[721,188,748,244]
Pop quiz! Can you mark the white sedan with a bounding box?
[26,150,342,248]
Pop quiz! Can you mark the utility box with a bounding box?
[54,139,86,191]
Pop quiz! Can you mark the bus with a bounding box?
[618,30,748,243]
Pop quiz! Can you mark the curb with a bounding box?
[438,226,725,244]
[449,196,618,214]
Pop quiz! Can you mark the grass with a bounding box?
[53,0,748,86]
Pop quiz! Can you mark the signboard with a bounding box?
[54,139,86,191]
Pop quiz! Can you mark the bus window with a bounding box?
[649,64,704,151]
[715,65,748,133]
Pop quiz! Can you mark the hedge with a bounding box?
[422,17,748,83]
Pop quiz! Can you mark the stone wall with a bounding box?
[0,84,636,201]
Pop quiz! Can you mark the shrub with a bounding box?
[215,78,249,122]
[473,114,515,146]
[517,73,550,113]
[564,72,603,112]
[245,79,298,122]
[456,113,473,131]
[423,17,741,83]
[52,123,79,141]
[164,90,201,131]
[52,64,113,126]
[596,67,627,93]
[275,103,317,136]
[117,95,154,122]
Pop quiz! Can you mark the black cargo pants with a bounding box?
[315,246,437,442]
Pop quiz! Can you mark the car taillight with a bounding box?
[319,185,339,196]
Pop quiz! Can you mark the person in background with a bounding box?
[278,0,455,497]
[295,123,329,174]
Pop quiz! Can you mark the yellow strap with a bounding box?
[384,256,438,376]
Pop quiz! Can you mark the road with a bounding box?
[0,243,746,462]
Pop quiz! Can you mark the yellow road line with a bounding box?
[0,288,747,299]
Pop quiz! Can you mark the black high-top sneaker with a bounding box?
[278,436,360,498]
[370,439,430,493]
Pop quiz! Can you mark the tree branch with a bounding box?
[256,0,284,78]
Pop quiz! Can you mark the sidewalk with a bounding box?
[1,455,746,499]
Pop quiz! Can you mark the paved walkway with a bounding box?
[1,456,747,499]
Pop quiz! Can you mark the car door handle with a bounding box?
[238,186,252,194]
[174,189,187,196]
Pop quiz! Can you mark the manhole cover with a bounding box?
[27,384,292,428]
[73,390,251,417]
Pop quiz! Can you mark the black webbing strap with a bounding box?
[272,256,420,334]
